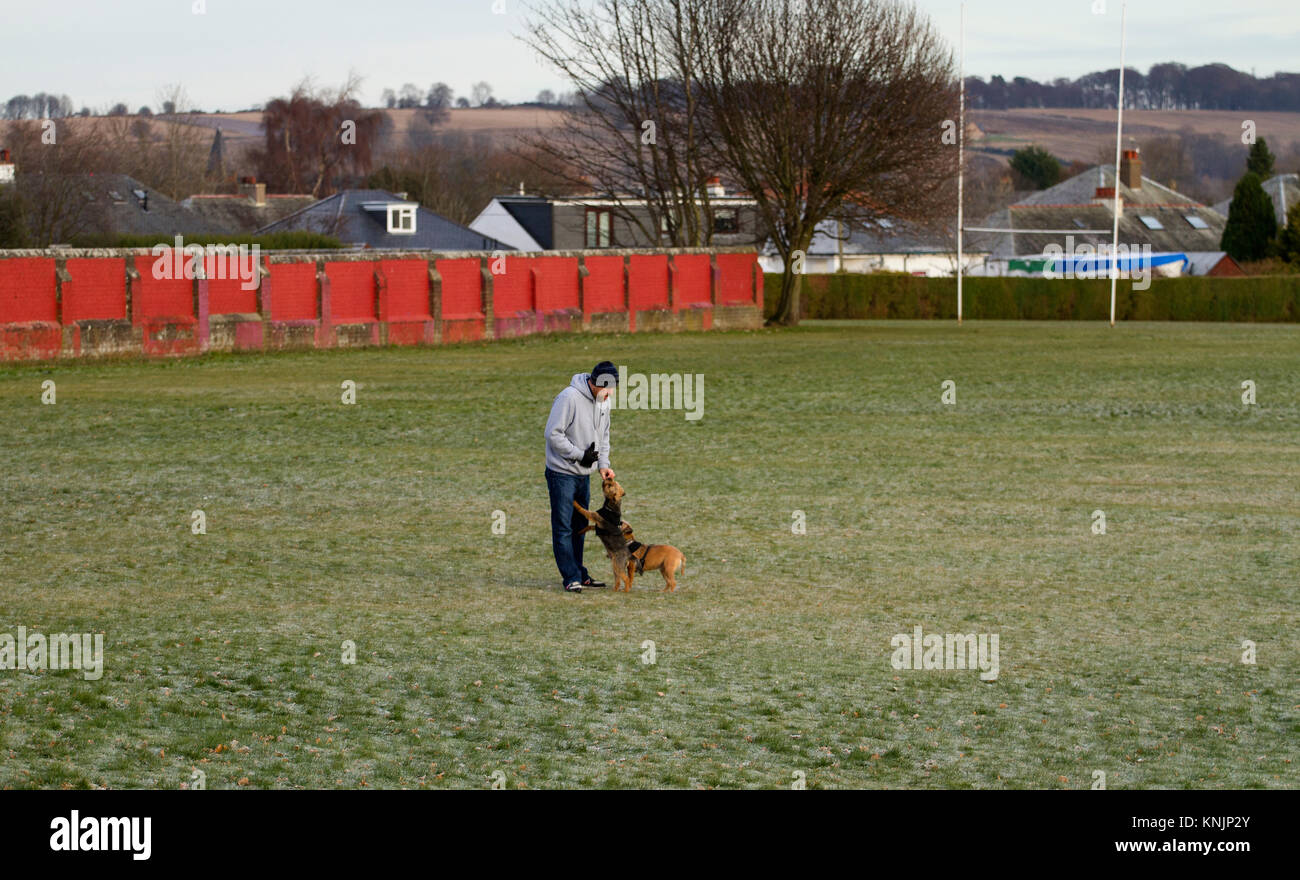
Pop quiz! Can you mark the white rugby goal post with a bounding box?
[956,0,1130,326]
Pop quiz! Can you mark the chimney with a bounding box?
[706,176,726,198]
[0,148,13,186]
[238,176,267,206]
[1120,148,1141,190]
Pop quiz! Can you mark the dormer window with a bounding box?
[713,209,739,234]
[388,204,416,234]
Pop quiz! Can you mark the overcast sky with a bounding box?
[3,0,1297,112]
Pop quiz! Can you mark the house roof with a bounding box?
[1212,173,1300,227]
[26,173,214,239]
[1182,251,1242,276]
[474,197,550,250]
[255,190,511,250]
[974,165,1225,257]
[182,194,317,235]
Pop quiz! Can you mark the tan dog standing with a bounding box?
[620,523,686,592]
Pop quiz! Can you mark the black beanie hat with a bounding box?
[591,361,619,387]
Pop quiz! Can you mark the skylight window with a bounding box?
[1184,214,1209,229]
[1072,218,1086,229]
[1138,215,1164,230]
[876,218,894,228]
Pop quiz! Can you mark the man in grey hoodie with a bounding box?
[544,361,618,593]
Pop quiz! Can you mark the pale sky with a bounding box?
[2,0,1297,112]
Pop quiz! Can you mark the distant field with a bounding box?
[183,107,568,160]
[971,108,1300,165]
[0,322,1296,789]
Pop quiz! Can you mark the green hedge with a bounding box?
[763,273,1300,322]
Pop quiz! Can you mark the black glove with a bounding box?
[578,442,599,467]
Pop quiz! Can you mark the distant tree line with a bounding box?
[967,63,1300,112]
[4,93,78,119]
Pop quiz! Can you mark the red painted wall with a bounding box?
[492,256,534,315]
[379,259,430,321]
[326,261,375,323]
[206,252,258,315]
[534,256,579,312]
[0,257,56,324]
[0,251,756,359]
[268,262,317,322]
[438,258,482,318]
[63,258,127,322]
[673,253,712,306]
[716,253,755,306]
[133,268,192,323]
[583,256,624,313]
[629,254,670,311]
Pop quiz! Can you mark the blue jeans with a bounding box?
[545,468,592,585]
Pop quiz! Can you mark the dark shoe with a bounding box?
[581,576,605,588]
[564,581,583,593]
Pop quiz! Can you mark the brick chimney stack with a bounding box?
[0,149,14,186]
[1120,149,1142,190]
[238,175,267,206]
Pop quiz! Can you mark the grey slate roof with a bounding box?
[974,165,1225,257]
[1212,173,1300,227]
[23,173,214,239]
[255,190,510,251]
[182,194,318,235]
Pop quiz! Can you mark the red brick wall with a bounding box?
[268,262,317,321]
[379,259,430,320]
[534,255,579,312]
[492,256,534,314]
[325,261,375,323]
[206,252,258,315]
[437,258,482,319]
[62,258,127,322]
[0,257,56,324]
[717,253,755,306]
[629,254,670,310]
[583,256,624,313]
[133,269,192,323]
[673,253,712,306]
[0,251,758,359]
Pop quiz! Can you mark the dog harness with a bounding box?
[626,540,648,574]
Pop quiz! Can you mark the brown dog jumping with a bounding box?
[619,523,686,592]
[572,477,634,592]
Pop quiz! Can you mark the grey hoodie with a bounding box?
[545,372,611,475]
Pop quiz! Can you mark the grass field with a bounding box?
[1,321,1296,789]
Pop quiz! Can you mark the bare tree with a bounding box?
[398,84,423,109]
[694,0,957,324]
[521,0,721,247]
[470,82,494,107]
[427,83,454,110]
[3,119,111,243]
[249,76,385,197]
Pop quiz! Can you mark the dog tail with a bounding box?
[678,555,685,575]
